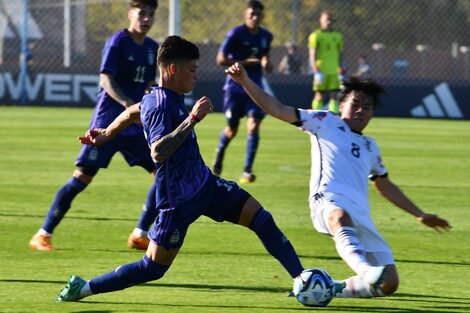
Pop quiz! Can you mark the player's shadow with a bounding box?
[4,279,469,313]
[69,311,112,313]
[0,212,136,222]
[298,253,470,267]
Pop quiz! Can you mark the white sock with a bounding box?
[37,229,52,236]
[333,226,370,276]
[78,282,93,299]
[335,276,385,298]
[132,228,148,237]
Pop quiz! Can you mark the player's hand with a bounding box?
[226,62,248,84]
[417,213,451,233]
[190,96,213,123]
[261,57,273,73]
[78,128,110,145]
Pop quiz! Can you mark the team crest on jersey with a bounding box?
[169,229,181,245]
[261,38,268,49]
[88,146,98,161]
[148,49,155,65]
[313,111,327,121]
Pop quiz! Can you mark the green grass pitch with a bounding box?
[0,106,469,312]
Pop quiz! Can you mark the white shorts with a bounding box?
[309,192,395,266]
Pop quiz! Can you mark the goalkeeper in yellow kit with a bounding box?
[308,11,343,114]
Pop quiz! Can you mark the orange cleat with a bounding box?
[29,234,55,251]
[127,233,150,250]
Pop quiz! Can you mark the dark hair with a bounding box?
[157,36,199,67]
[246,0,264,10]
[129,0,158,9]
[339,76,385,108]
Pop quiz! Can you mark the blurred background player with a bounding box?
[212,0,273,184]
[355,55,372,79]
[225,62,451,299]
[57,36,305,302]
[29,0,159,251]
[278,41,303,75]
[308,11,343,114]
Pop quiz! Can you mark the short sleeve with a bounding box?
[297,109,329,135]
[308,31,318,49]
[100,36,119,76]
[140,93,170,145]
[368,138,388,179]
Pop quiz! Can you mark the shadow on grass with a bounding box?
[2,279,469,312]
[66,300,470,313]
[0,212,135,222]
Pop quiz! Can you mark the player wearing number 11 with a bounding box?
[29,0,159,251]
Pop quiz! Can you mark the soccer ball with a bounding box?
[293,268,334,307]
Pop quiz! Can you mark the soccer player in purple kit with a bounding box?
[57,35,307,302]
[212,0,273,184]
[29,0,159,251]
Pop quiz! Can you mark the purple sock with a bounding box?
[249,208,304,278]
[89,255,170,294]
[41,177,87,233]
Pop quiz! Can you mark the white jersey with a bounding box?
[297,109,387,211]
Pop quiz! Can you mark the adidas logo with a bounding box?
[128,55,134,61]
[411,82,463,118]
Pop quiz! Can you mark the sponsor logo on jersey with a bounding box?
[127,55,135,61]
[410,82,463,119]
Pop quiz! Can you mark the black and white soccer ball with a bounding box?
[293,268,335,307]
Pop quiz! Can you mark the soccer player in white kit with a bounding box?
[224,62,451,298]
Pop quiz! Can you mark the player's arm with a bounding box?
[261,53,273,73]
[99,72,134,108]
[309,47,317,73]
[216,50,261,68]
[373,176,451,232]
[151,96,213,164]
[226,63,298,124]
[79,103,141,145]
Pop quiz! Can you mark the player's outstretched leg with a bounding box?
[57,255,170,301]
[334,265,398,298]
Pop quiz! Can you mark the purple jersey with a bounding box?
[140,87,210,209]
[220,24,272,93]
[91,29,158,136]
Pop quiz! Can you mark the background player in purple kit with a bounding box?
[212,0,273,184]
[29,0,159,251]
[57,35,306,302]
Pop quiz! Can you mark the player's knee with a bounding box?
[380,271,399,296]
[140,255,170,281]
[328,208,353,232]
[224,126,237,138]
[74,166,99,184]
[249,208,275,235]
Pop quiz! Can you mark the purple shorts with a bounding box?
[76,133,153,171]
[223,91,266,128]
[149,173,250,249]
